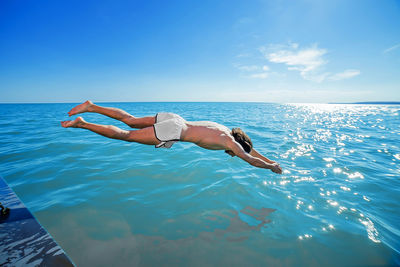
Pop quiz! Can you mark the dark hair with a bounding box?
[231,128,253,153]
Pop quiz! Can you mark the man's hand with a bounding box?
[271,163,283,174]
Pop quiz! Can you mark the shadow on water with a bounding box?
[42,202,394,267]
[195,206,276,243]
[41,204,276,266]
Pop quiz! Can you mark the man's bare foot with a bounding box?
[68,100,93,116]
[61,117,86,128]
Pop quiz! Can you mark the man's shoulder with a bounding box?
[223,134,237,148]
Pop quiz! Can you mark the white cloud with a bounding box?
[261,43,328,82]
[383,43,400,54]
[268,46,327,72]
[258,43,360,82]
[234,64,271,79]
[328,69,361,81]
[234,42,360,82]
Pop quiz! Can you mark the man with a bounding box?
[61,101,282,174]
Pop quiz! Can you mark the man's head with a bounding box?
[225,128,253,156]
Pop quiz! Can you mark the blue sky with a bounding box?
[0,0,399,103]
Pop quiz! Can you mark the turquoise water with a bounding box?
[0,102,399,266]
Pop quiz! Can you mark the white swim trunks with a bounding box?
[153,112,186,148]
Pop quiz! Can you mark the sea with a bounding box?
[0,102,399,266]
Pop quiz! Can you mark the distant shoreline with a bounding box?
[329,101,400,105]
[1,101,400,105]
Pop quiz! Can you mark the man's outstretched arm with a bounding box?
[250,148,276,164]
[228,141,282,174]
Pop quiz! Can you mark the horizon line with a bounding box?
[1,101,400,105]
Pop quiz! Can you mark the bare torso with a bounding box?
[180,121,232,150]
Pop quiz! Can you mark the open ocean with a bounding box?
[0,102,399,266]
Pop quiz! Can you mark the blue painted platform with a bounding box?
[0,176,75,266]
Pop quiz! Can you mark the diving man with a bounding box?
[61,101,282,174]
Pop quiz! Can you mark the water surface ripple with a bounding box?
[0,103,399,266]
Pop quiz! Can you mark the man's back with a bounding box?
[181,121,232,150]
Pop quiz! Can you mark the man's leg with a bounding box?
[68,100,156,129]
[61,117,159,145]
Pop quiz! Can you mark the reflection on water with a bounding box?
[278,104,399,249]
